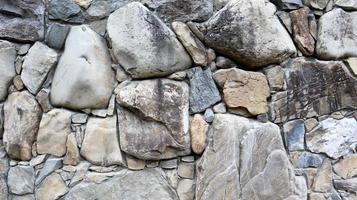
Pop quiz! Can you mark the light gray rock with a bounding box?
[178,162,195,179]
[80,116,125,166]
[64,133,80,166]
[65,168,179,200]
[283,119,305,151]
[0,43,16,101]
[9,194,35,200]
[333,154,357,179]
[3,91,42,161]
[0,103,3,138]
[335,0,357,10]
[0,147,9,199]
[35,173,68,200]
[21,42,58,94]
[316,9,357,59]
[51,25,115,110]
[187,67,221,113]
[177,179,195,200]
[263,65,286,92]
[203,108,214,123]
[107,2,192,79]
[160,159,178,169]
[197,0,296,68]
[306,118,357,159]
[71,113,88,124]
[0,0,45,42]
[308,0,329,10]
[196,114,301,200]
[270,0,303,10]
[36,156,63,186]
[117,79,190,160]
[7,166,35,195]
[37,109,72,157]
[45,23,70,50]
[213,102,226,113]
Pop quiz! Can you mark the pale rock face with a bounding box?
[51,25,115,110]
[306,118,357,159]
[312,159,332,193]
[190,114,208,154]
[64,133,80,166]
[3,91,42,161]
[116,79,190,160]
[80,116,125,166]
[37,109,72,157]
[21,42,58,95]
[198,0,296,68]
[0,43,16,101]
[177,179,195,200]
[107,2,192,79]
[213,68,270,116]
[7,166,35,195]
[0,147,9,199]
[64,169,179,200]
[316,9,357,59]
[35,173,68,200]
[335,0,357,10]
[333,154,357,179]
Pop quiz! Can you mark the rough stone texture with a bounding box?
[80,116,125,166]
[187,67,221,113]
[270,0,303,10]
[65,169,179,200]
[37,109,72,157]
[190,114,208,155]
[0,104,3,138]
[35,173,68,200]
[64,133,80,166]
[270,58,357,123]
[294,152,323,168]
[7,166,35,195]
[45,23,70,50]
[0,0,45,42]
[0,147,9,199]
[213,68,270,116]
[346,57,357,76]
[126,155,145,170]
[290,8,315,56]
[36,156,63,186]
[49,0,82,22]
[35,88,53,113]
[316,9,357,59]
[51,25,115,110]
[263,65,285,92]
[197,0,296,68]
[312,159,332,192]
[172,21,208,66]
[177,179,195,200]
[21,42,58,95]
[117,79,190,160]
[3,91,42,161]
[74,0,92,8]
[0,43,16,101]
[196,114,301,200]
[334,178,357,193]
[308,0,329,10]
[283,119,305,151]
[306,118,357,159]
[335,0,357,10]
[333,154,357,179]
[178,163,195,179]
[107,2,192,79]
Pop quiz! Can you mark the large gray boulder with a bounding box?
[65,168,179,200]
[3,91,42,161]
[0,41,16,101]
[51,25,115,110]
[116,79,190,160]
[196,114,305,200]
[0,0,45,42]
[196,0,296,68]
[107,2,192,79]
[316,9,357,59]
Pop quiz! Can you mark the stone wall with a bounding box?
[0,0,356,200]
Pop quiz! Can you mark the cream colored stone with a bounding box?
[333,154,357,179]
[74,0,92,8]
[312,159,332,193]
[190,114,208,154]
[346,57,357,76]
[36,173,68,200]
[63,133,80,166]
[126,155,145,171]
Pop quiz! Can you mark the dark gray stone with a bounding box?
[270,0,303,10]
[296,152,323,168]
[203,108,214,123]
[283,119,305,151]
[215,56,239,69]
[49,0,83,23]
[187,67,221,113]
[257,113,269,123]
[0,0,45,42]
[45,24,70,50]
[334,178,357,193]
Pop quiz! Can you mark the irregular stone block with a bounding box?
[49,0,82,22]
[7,166,35,195]
[335,0,357,10]
[35,173,68,200]
[36,156,63,186]
[270,0,303,10]
[107,2,192,79]
[190,114,208,154]
[64,133,80,166]
[312,159,332,193]
[333,154,357,179]
[117,79,190,160]
[177,179,195,200]
[0,42,16,101]
[0,147,9,199]
[45,23,70,50]
[283,119,305,151]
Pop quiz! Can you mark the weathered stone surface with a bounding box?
[306,118,357,159]
[290,8,315,56]
[3,91,42,160]
[294,152,324,168]
[51,25,115,110]
[35,88,53,113]
[0,0,45,41]
[0,43,16,101]
[74,0,93,8]
[335,0,357,10]
[21,42,58,94]
[271,0,303,10]
[126,155,145,170]
[36,156,63,186]
[333,154,357,179]
[316,9,357,59]
[0,147,9,199]
[346,57,357,76]
[49,0,82,22]
[263,65,285,92]
[0,104,3,138]
[37,109,72,157]
[178,162,195,179]
[65,169,179,200]
[45,23,70,50]
[190,114,208,154]
[270,58,357,123]
[213,68,270,116]
[283,119,305,151]
[9,194,36,200]
[117,79,190,160]
[172,21,208,66]
[80,116,124,166]
[334,178,357,193]
[187,67,221,113]
[308,0,329,10]
[196,114,300,200]
[312,159,332,193]
[36,173,68,200]
[197,0,296,68]
[7,165,35,195]
[177,179,195,200]
[64,133,80,166]
[107,2,192,79]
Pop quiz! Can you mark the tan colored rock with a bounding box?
[64,133,80,166]
[213,68,270,116]
[333,154,357,179]
[190,114,208,154]
[37,109,72,157]
[303,168,318,189]
[312,159,332,193]
[309,193,326,200]
[178,162,195,179]
[36,173,68,200]
[126,155,145,171]
[74,0,92,8]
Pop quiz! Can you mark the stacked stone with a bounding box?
[0,0,356,200]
